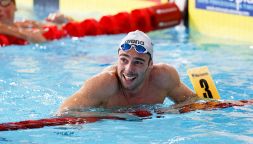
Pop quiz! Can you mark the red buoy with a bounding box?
[80,18,103,36]
[149,3,182,30]
[131,8,154,32]
[99,15,119,34]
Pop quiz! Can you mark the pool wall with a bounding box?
[189,0,253,43]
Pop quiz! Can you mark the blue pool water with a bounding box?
[0,27,253,143]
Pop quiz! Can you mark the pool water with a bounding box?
[0,27,253,143]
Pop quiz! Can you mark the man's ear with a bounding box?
[148,60,153,69]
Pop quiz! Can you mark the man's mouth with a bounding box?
[123,74,136,81]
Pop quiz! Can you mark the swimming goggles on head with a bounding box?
[0,0,13,7]
[120,43,147,54]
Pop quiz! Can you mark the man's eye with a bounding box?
[134,61,143,65]
[120,58,127,63]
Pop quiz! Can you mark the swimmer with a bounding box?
[58,30,199,115]
[0,0,72,43]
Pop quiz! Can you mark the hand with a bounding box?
[15,20,44,29]
[46,12,74,24]
[20,29,47,43]
[0,23,47,43]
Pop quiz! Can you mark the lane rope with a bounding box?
[1,100,252,131]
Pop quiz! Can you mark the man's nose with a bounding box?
[125,62,135,73]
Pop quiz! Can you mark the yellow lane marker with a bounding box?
[187,66,220,99]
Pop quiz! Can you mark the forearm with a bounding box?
[56,110,141,121]
[57,91,103,115]
[0,23,47,43]
[0,23,24,38]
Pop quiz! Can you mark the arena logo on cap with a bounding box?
[125,40,144,45]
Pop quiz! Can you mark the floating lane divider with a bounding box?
[0,110,152,131]
[0,2,181,46]
[176,99,253,113]
[1,100,253,131]
[0,116,125,131]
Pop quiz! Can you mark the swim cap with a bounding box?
[119,30,153,59]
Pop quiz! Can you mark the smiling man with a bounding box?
[58,30,197,114]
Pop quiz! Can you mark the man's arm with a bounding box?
[163,65,199,104]
[0,22,46,43]
[57,72,117,115]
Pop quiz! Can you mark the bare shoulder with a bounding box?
[152,63,179,79]
[153,63,178,74]
[151,63,180,89]
[102,65,117,73]
[82,65,119,96]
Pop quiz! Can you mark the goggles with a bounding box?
[120,43,148,54]
[0,0,13,7]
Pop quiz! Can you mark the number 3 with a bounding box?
[199,79,213,98]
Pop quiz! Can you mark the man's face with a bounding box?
[0,0,16,24]
[117,48,152,91]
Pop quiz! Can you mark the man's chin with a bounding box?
[122,83,136,91]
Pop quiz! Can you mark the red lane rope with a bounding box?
[178,99,253,113]
[0,116,125,131]
[0,99,252,131]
